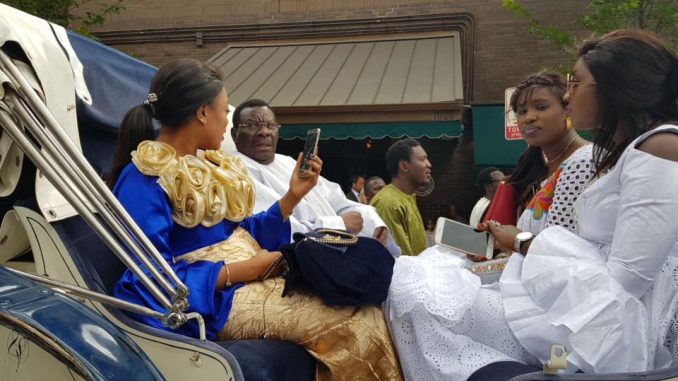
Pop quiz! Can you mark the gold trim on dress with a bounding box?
[220,279,404,381]
[131,140,255,228]
[312,229,359,246]
[174,227,261,264]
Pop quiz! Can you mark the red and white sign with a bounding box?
[504,87,522,140]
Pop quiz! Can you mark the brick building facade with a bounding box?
[84,0,590,224]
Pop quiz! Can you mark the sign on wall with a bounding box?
[504,87,522,140]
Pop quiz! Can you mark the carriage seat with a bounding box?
[50,214,316,381]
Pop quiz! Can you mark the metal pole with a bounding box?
[8,93,181,304]
[4,266,205,340]
[4,266,167,321]
[0,106,173,310]
[0,51,188,301]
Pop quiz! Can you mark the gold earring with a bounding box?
[565,116,573,129]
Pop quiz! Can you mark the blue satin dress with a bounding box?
[112,163,291,339]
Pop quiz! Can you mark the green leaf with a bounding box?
[503,0,676,52]
[1,0,124,37]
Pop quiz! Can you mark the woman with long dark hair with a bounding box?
[488,29,678,375]
[507,73,589,214]
[109,58,402,381]
[485,72,593,243]
[389,29,678,380]
[387,72,595,380]
[489,29,678,374]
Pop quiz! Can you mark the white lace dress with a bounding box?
[502,124,678,373]
[387,145,594,380]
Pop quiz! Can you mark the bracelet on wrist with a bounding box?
[224,264,232,288]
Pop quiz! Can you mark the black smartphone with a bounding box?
[300,128,321,172]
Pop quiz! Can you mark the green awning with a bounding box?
[473,105,526,166]
[279,121,462,140]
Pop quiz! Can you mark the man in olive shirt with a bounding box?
[370,138,431,255]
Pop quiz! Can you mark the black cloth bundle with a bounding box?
[281,230,395,306]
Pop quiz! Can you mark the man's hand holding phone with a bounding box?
[299,128,321,176]
[280,152,323,218]
[289,152,322,198]
[279,128,323,218]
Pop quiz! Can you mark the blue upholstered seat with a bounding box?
[51,215,316,381]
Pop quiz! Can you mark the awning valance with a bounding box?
[279,121,462,140]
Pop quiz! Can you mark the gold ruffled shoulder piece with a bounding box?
[204,150,256,224]
[204,150,249,175]
[131,140,177,176]
[131,141,255,228]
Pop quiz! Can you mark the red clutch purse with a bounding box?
[481,182,517,259]
[483,182,517,226]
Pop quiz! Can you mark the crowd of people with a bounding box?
[107,29,678,380]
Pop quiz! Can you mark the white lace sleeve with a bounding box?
[546,145,594,232]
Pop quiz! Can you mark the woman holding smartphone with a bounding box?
[388,30,678,380]
[109,58,403,381]
[388,71,594,380]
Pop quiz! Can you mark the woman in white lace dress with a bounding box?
[388,30,678,380]
[387,72,594,380]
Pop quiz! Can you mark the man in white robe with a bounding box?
[225,99,400,256]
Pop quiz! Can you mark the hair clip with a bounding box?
[143,92,158,117]
[144,92,159,105]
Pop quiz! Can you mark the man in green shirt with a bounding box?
[370,138,432,255]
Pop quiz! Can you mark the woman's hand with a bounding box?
[479,221,521,252]
[279,153,322,217]
[466,254,488,262]
[249,249,284,279]
[218,250,283,288]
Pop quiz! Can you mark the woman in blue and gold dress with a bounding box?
[108,58,402,381]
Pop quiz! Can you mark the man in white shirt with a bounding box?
[226,99,400,255]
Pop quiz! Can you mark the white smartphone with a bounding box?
[434,217,488,257]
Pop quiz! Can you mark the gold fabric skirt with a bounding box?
[180,228,403,381]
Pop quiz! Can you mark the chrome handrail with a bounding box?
[0,50,195,330]
[0,104,172,310]
[3,267,206,341]
[0,99,172,309]
[0,51,188,304]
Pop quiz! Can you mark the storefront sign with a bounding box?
[505,87,522,140]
